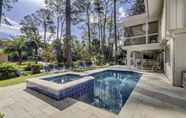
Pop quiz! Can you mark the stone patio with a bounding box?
[0,68,186,118]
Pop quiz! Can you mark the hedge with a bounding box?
[0,63,18,80]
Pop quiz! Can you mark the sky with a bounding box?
[0,0,130,40]
[6,0,45,22]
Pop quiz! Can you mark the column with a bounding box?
[127,50,131,67]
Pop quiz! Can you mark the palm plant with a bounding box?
[4,36,26,65]
[20,15,42,64]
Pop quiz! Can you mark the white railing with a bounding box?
[122,33,159,46]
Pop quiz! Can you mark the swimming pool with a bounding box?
[77,70,141,114]
[27,70,141,114]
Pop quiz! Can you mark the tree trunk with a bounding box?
[103,13,107,46]
[56,16,60,40]
[108,12,113,44]
[64,0,72,68]
[43,22,47,48]
[114,0,117,63]
[60,18,65,39]
[98,13,102,52]
[0,0,3,24]
[18,51,23,65]
[35,47,38,64]
[86,7,91,52]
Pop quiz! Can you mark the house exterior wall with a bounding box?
[161,0,186,87]
[173,33,186,86]
[166,0,186,30]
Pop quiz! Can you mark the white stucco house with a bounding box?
[121,0,186,87]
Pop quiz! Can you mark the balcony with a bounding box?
[123,33,159,46]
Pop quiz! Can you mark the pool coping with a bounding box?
[26,72,95,99]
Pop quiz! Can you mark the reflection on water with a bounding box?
[78,70,141,114]
[43,75,80,84]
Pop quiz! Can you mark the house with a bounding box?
[121,0,186,87]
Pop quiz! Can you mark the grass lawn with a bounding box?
[0,73,51,87]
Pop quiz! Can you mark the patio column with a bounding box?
[127,50,131,67]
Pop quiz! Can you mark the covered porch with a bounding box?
[122,43,163,72]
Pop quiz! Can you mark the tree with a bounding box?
[20,15,42,64]
[45,0,65,40]
[127,0,145,16]
[0,0,3,24]
[52,39,63,63]
[33,8,55,47]
[45,0,65,64]
[64,0,72,68]
[4,36,26,65]
[94,0,104,48]
[0,0,18,24]
[73,0,92,51]
[114,0,117,63]
[102,0,111,46]
[41,45,55,62]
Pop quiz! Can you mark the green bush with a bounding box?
[57,63,64,68]
[48,63,55,69]
[0,63,18,80]
[95,55,106,66]
[24,62,33,71]
[0,112,4,118]
[30,64,43,74]
[73,61,81,68]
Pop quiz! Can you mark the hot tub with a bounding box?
[26,72,94,100]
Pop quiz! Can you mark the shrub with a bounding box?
[57,63,64,68]
[24,62,33,71]
[30,64,43,74]
[0,113,4,118]
[0,63,18,80]
[95,55,106,66]
[48,63,55,69]
[73,61,80,68]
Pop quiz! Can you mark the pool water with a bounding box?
[43,74,81,84]
[77,70,141,114]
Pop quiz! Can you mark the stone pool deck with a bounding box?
[0,67,186,118]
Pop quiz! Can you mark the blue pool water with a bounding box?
[77,70,141,114]
[43,74,81,84]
